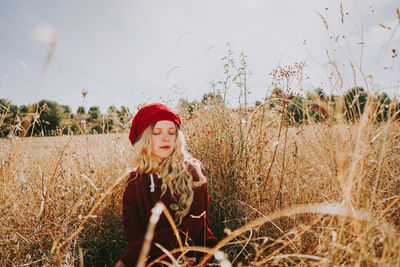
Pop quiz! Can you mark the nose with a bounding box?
[161,133,170,142]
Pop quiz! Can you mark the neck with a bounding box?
[151,154,163,164]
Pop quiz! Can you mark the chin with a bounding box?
[162,153,174,159]
[155,151,173,160]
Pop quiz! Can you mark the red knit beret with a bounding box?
[129,103,181,145]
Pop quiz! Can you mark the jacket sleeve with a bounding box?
[119,176,143,266]
[120,165,216,266]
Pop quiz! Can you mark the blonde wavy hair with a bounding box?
[132,123,206,225]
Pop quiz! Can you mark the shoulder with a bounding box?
[126,169,138,183]
[125,169,144,190]
[123,170,147,200]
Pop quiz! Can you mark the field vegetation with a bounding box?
[1,89,399,266]
[1,5,400,267]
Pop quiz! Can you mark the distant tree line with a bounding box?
[0,87,398,138]
[268,87,399,125]
[179,87,400,125]
[0,99,132,137]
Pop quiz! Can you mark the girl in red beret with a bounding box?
[115,103,216,267]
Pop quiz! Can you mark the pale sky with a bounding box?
[1,0,399,113]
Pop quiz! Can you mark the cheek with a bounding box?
[172,135,177,146]
[151,136,159,149]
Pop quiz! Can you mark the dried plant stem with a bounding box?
[38,136,73,219]
[137,203,165,267]
[137,201,185,267]
[50,170,130,259]
[199,202,375,265]
[133,201,186,266]
[148,245,224,267]
[272,120,289,211]
[261,101,286,198]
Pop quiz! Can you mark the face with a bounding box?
[151,120,177,163]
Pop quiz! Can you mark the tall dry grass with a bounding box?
[2,5,400,266]
[180,96,400,266]
[0,134,132,266]
[1,94,399,266]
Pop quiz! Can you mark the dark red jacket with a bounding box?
[120,161,217,266]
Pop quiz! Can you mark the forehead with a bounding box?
[154,120,176,129]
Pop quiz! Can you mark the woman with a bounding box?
[115,103,216,267]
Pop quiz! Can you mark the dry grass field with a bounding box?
[1,98,400,266]
[0,134,131,265]
[2,6,400,265]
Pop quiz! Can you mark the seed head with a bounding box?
[81,89,88,98]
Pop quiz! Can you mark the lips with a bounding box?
[159,146,171,149]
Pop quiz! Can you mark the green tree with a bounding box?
[286,95,306,124]
[87,106,102,133]
[201,92,224,105]
[29,100,65,136]
[77,106,86,115]
[306,88,331,123]
[118,106,130,124]
[266,87,284,108]
[375,92,391,122]
[104,105,118,132]
[61,105,71,114]
[108,105,117,114]
[88,106,101,121]
[120,106,130,115]
[178,98,199,116]
[0,98,18,137]
[314,88,327,101]
[343,87,368,121]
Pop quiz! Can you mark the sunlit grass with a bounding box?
[1,97,399,266]
[1,4,400,266]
